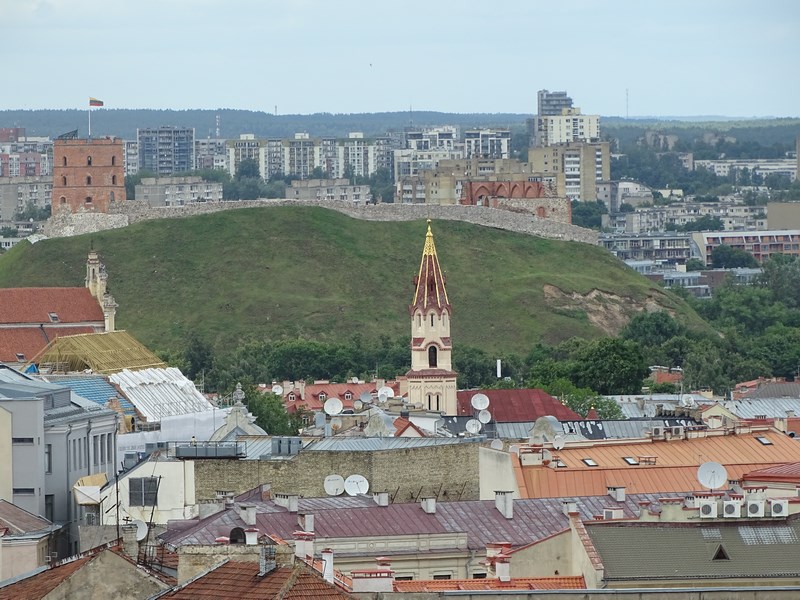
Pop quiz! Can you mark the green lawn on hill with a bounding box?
[0,206,704,355]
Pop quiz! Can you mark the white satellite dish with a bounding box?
[353,400,363,411]
[132,519,149,542]
[330,417,343,431]
[471,393,490,410]
[271,384,284,396]
[378,385,394,399]
[697,461,729,490]
[509,444,521,455]
[345,474,370,496]
[323,474,345,496]
[324,397,343,416]
[360,391,373,404]
[478,409,492,424]
[377,393,389,403]
[465,419,482,434]
[490,439,504,450]
[553,435,566,450]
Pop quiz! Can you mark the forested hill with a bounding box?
[0,109,530,140]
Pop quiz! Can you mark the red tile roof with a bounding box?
[394,576,585,592]
[393,417,427,437]
[163,560,355,599]
[0,288,104,324]
[456,388,581,421]
[743,462,800,484]
[0,555,92,600]
[284,382,401,413]
[0,325,99,362]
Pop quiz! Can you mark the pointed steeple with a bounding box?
[410,220,451,315]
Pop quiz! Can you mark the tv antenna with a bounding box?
[323,397,343,416]
[323,474,345,496]
[344,474,370,496]
[697,461,728,490]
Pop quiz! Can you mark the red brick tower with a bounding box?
[52,138,126,213]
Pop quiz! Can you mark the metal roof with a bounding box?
[109,367,213,422]
[160,492,666,552]
[721,398,800,419]
[303,436,482,452]
[456,388,581,421]
[47,376,135,415]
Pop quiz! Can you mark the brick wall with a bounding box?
[52,138,126,214]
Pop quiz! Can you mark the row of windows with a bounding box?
[61,155,118,167]
[69,433,115,471]
[59,175,118,185]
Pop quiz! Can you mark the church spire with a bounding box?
[410,220,450,315]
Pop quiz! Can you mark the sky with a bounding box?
[2,0,798,117]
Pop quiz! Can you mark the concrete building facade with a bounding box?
[135,177,224,206]
[529,141,610,201]
[0,176,52,223]
[137,126,195,176]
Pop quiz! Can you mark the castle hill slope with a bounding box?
[0,206,705,355]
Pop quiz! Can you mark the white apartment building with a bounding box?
[135,177,224,206]
[393,148,464,183]
[528,141,609,201]
[532,108,600,148]
[405,126,459,151]
[463,129,511,159]
[694,159,797,182]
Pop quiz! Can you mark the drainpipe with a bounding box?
[86,420,92,477]
[65,424,72,554]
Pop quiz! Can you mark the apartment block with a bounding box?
[600,232,694,265]
[528,141,609,200]
[692,230,800,265]
[286,178,371,203]
[537,89,574,116]
[463,129,511,159]
[194,138,228,171]
[695,158,797,182]
[0,176,52,223]
[532,108,600,148]
[134,176,223,206]
[137,126,195,176]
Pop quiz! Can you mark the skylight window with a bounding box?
[582,458,599,467]
[48,312,59,322]
[755,436,773,445]
[15,353,25,361]
[623,456,639,465]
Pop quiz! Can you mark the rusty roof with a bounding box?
[743,462,800,483]
[517,429,800,498]
[0,325,99,362]
[456,388,581,421]
[0,499,54,535]
[393,576,586,592]
[0,555,92,600]
[162,561,355,599]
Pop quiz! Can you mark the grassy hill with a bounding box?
[0,206,705,355]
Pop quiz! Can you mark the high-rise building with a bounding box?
[528,140,610,201]
[463,129,511,159]
[537,90,574,116]
[51,138,126,213]
[137,126,195,176]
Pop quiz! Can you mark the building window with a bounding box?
[61,175,67,186]
[230,527,245,544]
[87,156,92,166]
[318,392,327,402]
[12,437,34,444]
[48,312,59,322]
[85,197,93,205]
[472,572,487,579]
[112,175,117,185]
[432,574,451,580]
[60,196,67,205]
[107,434,114,467]
[63,156,67,166]
[86,175,92,185]
[582,458,599,467]
[45,444,52,473]
[129,477,159,506]
[756,436,773,445]
[45,495,54,522]
[93,435,99,466]
[111,155,116,166]
[623,456,639,465]
[428,346,438,368]
[13,488,35,495]
[110,191,115,202]
[100,434,106,464]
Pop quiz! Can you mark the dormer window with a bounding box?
[344,392,352,401]
[15,353,25,361]
[48,312,59,323]
[318,392,327,402]
[288,393,296,401]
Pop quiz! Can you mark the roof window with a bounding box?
[755,436,773,445]
[623,456,639,465]
[582,458,599,467]
[48,312,59,322]
[15,353,25,361]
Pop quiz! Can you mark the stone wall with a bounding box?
[42,199,598,245]
[193,442,481,502]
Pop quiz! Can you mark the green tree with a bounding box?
[685,258,705,271]
[570,338,649,395]
[0,226,18,238]
[710,244,759,269]
[236,158,261,180]
[759,254,800,309]
[676,215,724,232]
[621,311,685,349]
[184,333,214,380]
[571,200,606,229]
[245,390,304,435]
[534,378,623,419]
[14,200,50,221]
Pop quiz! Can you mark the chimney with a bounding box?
[239,504,257,526]
[260,483,272,501]
[373,491,389,507]
[608,486,626,502]
[299,380,306,400]
[321,548,334,584]
[351,558,394,593]
[275,493,300,513]
[244,527,260,545]
[298,513,314,533]
[562,500,577,516]
[293,531,315,561]
[421,497,437,514]
[121,523,139,560]
[495,554,511,582]
[494,491,513,519]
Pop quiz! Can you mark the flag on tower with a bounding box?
[89,97,104,107]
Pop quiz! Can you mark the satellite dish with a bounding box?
[323,474,345,496]
[471,393,490,410]
[364,413,390,437]
[697,461,729,490]
[378,386,394,399]
[132,519,149,542]
[353,400,363,411]
[490,439,504,450]
[553,435,566,450]
[345,474,370,496]
[509,444,521,455]
[330,417,343,431]
[465,419,482,434]
[360,391,373,404]
[680,394,695,407]
[324,397,343,416]
[271,384,284,396]
[478,409,492,424]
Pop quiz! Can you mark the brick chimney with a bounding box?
[121,523,139,560]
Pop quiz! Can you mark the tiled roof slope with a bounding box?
[0,555,91,599]
[0,288,103,324]
[163,561,355,599]
[743,462,800,483]
[0,325,98,363]
[0,499,53,534]
[394,576,585,592]
[587,517,800,581]
[456,388,581,421]
[518,430,800,498]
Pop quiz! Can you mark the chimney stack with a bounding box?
[121,523,139,560]
[298,513,314,533]
[562,500,577,516]
[494,491,513,519]
[293,531,315,561]
[607,486,626,502]
[373,491,389,507]
[421,497,437,514]
[321,548,334,584]
[239,504,257,526]
[495,554,511,582]
[244,528,260,545]
[351,558,394,593]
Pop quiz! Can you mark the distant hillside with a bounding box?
[0,206,706,356]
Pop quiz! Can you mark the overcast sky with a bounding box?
[2,0,798,117]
